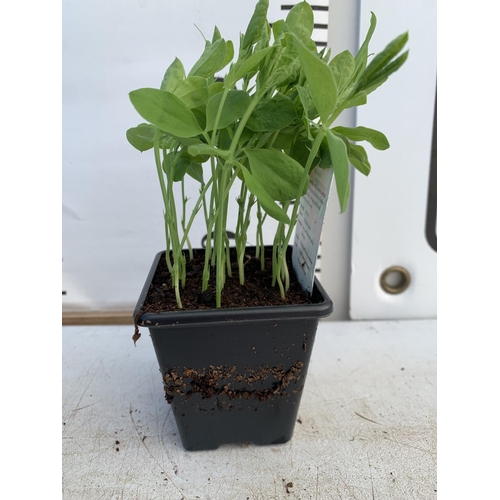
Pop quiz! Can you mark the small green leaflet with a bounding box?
[325,128,350,213]
[187,163,204,183]
[173,76,209,109]
[358,50,409,95]
[241,0,269,51]
[329,50,355,95]
[126,124,155,152]
[348,143,371,176]
[189,39,228,78]
[290,34,337,124]
[129,88,203,138]
[223,40,234,68]
[160,58,185,93]
[205,90,251,131]
[230,46,275,84]
[354,12,377,79]
[361,32,409,83]
[333,126,390,150]
[212,26,221,43]
[246,93,296,132]
[173,156,191,182]
[240,166,290,223]
[345,92,367,108]
[285,1,314,43]
[244,148,308,202]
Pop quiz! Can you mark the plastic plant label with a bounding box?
[292,166,334,295]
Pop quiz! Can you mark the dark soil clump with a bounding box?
[163,361,305,404]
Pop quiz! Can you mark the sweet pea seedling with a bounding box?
[127,0,408,308]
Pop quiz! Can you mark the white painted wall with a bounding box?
[62,0,327,311]
[349,0,437,319]
[63,0,269,310]
[62,0,436,319]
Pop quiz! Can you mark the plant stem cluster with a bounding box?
[127,0,408,308]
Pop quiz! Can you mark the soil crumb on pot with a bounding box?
[163,361,305,404]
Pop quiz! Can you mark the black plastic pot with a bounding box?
[134,249,333,451]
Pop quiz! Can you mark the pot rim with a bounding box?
[134,249,334,327]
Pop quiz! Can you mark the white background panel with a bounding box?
[349,0,437,319]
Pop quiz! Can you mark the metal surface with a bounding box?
[63,320,437,499]
[380,266,411,295]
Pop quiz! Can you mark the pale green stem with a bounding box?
[181,177,193,260]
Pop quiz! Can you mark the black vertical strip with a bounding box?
[425,89,437,252]
[281,5,329,11]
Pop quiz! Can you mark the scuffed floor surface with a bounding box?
[62,320,436,499]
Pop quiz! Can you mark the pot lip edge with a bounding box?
[133,249,334,326]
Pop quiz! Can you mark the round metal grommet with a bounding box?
[380,266,411,294]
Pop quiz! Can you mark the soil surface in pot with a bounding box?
[140,246,312,313]
[133,246,317,344]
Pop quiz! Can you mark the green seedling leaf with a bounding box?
[212,26,222,43]
[129,88,203,138]
[354,12,377,79]
[162,151,173,175]
[208,82,225,97]
[305,38,318,52]
[285,1,314,43]
[329,50,355,95]
[218,128,233,150]
[256,20,271,51]
[242,0,269,51]
[171,135,203,147]
[344,91,367,108]
[272,19,288,41]
[241,166,290,223]
[159,133,176,150]
[126,123,155,152]
[244,148,308,201]
[358,50,409,95]
[349,143,371,176]
[160,57,185,92]
[290,136,317,168]
[267,56,301,88]
[325,128,350,213]
[205,90,251,131]
[189,39,227,78]
[173,76,209,109]
[290,34,337,124]
[238,127,254,147]
[173,156,191,182]
[188,143,230,159]
[296,85,310,114]
[223,40,235,68]
[361,32,409,83]
[231,46,275,83]
[191,107,207,130]
[320,47,332,63]
[187,162,204,183]
[270,126,297,150]
[246,93,297,132]
[333,126,390,150]
[316,139,331,169]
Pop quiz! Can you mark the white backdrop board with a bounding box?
[62,0,329,311]
[62,0,436,319]
[349,0,437,319]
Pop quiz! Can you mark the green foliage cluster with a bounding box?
[127,0,408,308]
